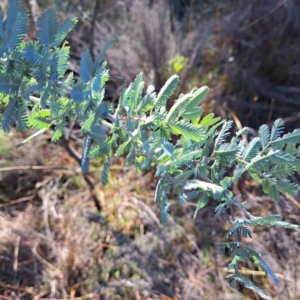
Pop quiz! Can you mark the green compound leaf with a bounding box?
[94,39,115,70]
[37,7,58,47]
[71,80,91,102]
[249,214,298,229]
[80,50,94,82]
[27,114,52,130]
[16,97,27,131]
[101,155,111,186]
[200,113,221,127]
[258,124,270,148]
[186,86,209,110]
[51,121,65,142]
[169,120,206,142]
[23,41,46,66]
[182,107,204,121]
[7,8,28,50]
[227,272,271,300]
[89,124,108,144]
[215,143,238,165]
[135,90,156,113]
[1,97,17,133]
[154,74,179,109]
[185,179,225,198]
[5,0,21,36]
[193,195,208,219]
[243,137,261,161]
[52,16,78,47]
[0,75,20,96]
[272,128,300,147]
[214,120,233,149]
[275,179,299,197]
[270,118,284,142]
[89,139,112,159]
[81,134,92,173]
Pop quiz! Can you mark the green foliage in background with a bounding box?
[1,1,300,298]
[167,53,188,75]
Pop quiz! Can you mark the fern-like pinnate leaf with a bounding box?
[270,118,284,142]
[274,221,299,229]
[271,164,295,179]
[89,124,108,144]
[101,156,111,186]
[94,39,115,70]
[5,0,21,36]
[258,124,270,148]
[27,114,52,130]
[215,143,238,165]
[262,178,280,201]
[249,215,282,226]
[2,97,17,133]
[0,75,20,96]
[166,93,191,122]
[227,273,271,300]
[23,41,45,65]
[248,214,298,229]
[193,196,208,219]
[200,113,221,127]
[132,72,144,110]
[276,179,299,197]
[186,86,209,110]
[185,180,224,198]
[7,8,28,50]
[243,137,261,161]
[89,139,112,159]
[154,75,179,109]
[51,121,65,142]
[135,90,156,113]
[169,120,206,142]
[245,244,280,285]
[81,134,92,173]
[272,128,300,147]
[52,16,78,47]
[16,98,27,131]
[37,7,58,47]
[52,46,70,79]
[214,120,233,150]
[71,80,91,102]
[225,220,252,238]
[80,50,94,82]
[181,107,203,120]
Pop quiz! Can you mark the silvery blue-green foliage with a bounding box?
[0,1,300,298]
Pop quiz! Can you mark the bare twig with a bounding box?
[0,165,69,172]
[13,235,21,275]
[90,0,101,60]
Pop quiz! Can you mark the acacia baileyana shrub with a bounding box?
[0,1,300,298]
